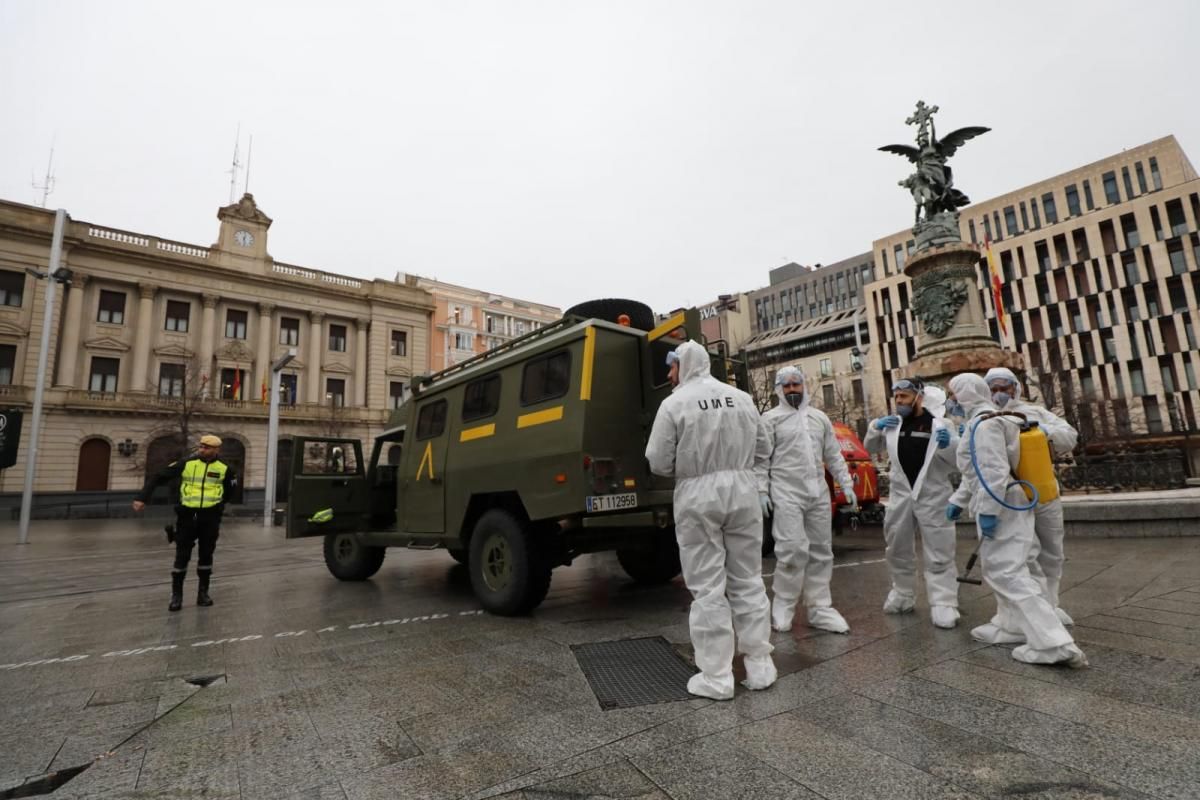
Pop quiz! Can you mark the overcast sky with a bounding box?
[2,1,1197,315]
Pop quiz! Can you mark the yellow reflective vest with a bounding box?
[180,459,228,509]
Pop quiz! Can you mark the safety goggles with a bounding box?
[891,379,923,393]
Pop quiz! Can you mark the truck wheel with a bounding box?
[616,532,681,584]
[447,547,468,565]
[564,298,656,331]
[324,533,386,580]
[469,510,552,615]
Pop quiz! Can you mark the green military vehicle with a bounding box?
[285,300,732,615]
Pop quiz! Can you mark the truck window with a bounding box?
[416,399,447,439]
[520,350,570,406]
[651,325,689,387]
[302,441,361,475]
[462,375,501,421]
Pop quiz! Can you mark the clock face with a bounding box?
[234,229,254,247]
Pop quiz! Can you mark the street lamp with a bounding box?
[263,348,296,528]
[18,209,70,545]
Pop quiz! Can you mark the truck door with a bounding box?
[402,397,448,533]
[285,437,368,538]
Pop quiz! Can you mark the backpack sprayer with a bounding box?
[957,411,1057,585]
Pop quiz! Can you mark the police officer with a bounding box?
[132,434,237,612]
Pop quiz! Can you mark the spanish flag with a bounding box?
[261,379,268,404]
[984,235,1007,339]
[231,368,241,401]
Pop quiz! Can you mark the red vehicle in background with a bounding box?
[826,421,884,531]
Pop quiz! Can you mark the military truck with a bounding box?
[284,300,732,615]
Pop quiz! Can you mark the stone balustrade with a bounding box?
[86,226,212,259]
[272,261,362,289]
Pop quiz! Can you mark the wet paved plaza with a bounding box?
[1,518,1198,799]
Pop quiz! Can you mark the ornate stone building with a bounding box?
[0,194,434,496]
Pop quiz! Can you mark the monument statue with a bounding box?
[879,101,989,252]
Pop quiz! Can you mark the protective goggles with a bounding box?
[891,379,924,393]
[665,351,680,366]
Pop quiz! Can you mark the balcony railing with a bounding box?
[272,262,362,289]
[55,389,386,422]
[86,226,211,260]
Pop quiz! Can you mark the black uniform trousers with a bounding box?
[172,506,223,576]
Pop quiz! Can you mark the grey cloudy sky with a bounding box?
[2,1,1197,315]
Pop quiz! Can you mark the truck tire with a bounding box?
[447,547,468,565]
[564,299,656,331]
[324,533,386,580]
[469,510,552,615]
[616,532,681,584]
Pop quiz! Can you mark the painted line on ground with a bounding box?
[763,557,885,578]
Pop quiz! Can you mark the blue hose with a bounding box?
[967,415,1039,512]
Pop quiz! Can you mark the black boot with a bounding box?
[169,572,184,612]
[196,570,213,607]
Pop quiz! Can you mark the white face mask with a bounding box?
[992,391,1012,408]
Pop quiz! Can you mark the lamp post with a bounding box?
[18,209,70,545]
[853,306,870,423]
[263,348,296,528]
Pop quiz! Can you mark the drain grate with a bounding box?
[571,636,696,710]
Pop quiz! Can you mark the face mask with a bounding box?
[896,403,914,417]
[945,399,965,418]
[992,391,1011,408]
[785,393,804,409]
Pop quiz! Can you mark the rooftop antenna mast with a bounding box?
[227,123,242,203]
[243,134,253,196]
[32,142,56,208]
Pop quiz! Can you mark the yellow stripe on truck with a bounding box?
[580,327,596,401]
[517,406,564,429]
[647,311,686,342]
[459,423,496,442]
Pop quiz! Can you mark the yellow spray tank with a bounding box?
[1016,422,1059,504]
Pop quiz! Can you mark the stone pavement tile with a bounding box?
[799,692,1151,800]
[399,686,566,753]
[630,733,823,800]
[1105,603,1200,630]
[723,713,983,800]
[135,702,232,747]
[231,692,321,752]
[45,749,148,800]
[49,722,143,772]
[496,759,671,800]
[86,677,182,708]
[955,644,1200,718]
[271,781,350,800]
[1130,594,1200,616]
[341,748,541,800]
[1071,623,1200,666]
[1077,613,1200,646]
[861,675,1200,799]
[0,685,94,726]
[0,730,66,791]
[915,659,1200,748]
[136,728,243,798]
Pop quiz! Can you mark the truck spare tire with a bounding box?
[564,298,656,331]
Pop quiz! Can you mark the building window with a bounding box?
[164,300,190,332]
[1099,220,1118,255]
[225,309,247,339]
[1129,364,1146,396]
[391,329,407,357]
[1120,214,1140,249]
[1035,241,1051,271]
[328,324,347,352]
[1004,206,1019,236]
[819,357,832,377]
[1161,359,1178,393]
[1144,284,1161,316]
[1165,199,1188,237]
[1102,171,1120,204]
[89,357,119,393]
[454,332,473,350]
[521,350,570,405]
[280,374,297,405]
[1135,162,1148,194]
[1030,199,1041,229]
[1082,179,1095,210]
[0,344,15,384]
[1065,184,1081,217]
[0,270,23,307]
[894,245,905,272]
[993,212,1003,241]
[220,367,248,400]
[1020,201,1031,230]
[982,216,992,241]
[1186,358,1198,391]
[515,321,526,336]
[1101,330,1117,362]
[389,381,405,409]
[822,383,835,407]
[1122,167,1135,200]
[1072,229,1090,261]
[325,378,346,407]
[462,375,501,421]
[1149,157,1162,190]
[158,363,185,397]
[1167,241,1187,275]
[279,316,299,346]
[1054,234,1071,266]
[1042,193,1058,224]
[1048,306,1064,337]
[1122,252,1140,285]
[1143,397,1163,433]
[97,290,126,324]
[968,220,977,244]
[1150,206,1165,241]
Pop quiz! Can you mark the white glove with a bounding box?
[842,487,858,511]
[759,493,773,517]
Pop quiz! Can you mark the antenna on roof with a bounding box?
[32,140,56,208]
[227,123,242,203]
[243,134,253,195]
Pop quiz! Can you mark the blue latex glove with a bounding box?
[842,487,858,511]
[935,428,951,449]
[979,514,998,538]
[759,493,773,517]
[945,503,963,521]
[957,423,965,436]
[875,415,901,430]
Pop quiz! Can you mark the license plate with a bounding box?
[585,492,638,512]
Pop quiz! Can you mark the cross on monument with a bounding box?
[905,100,939,139]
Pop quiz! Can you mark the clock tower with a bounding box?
[215,192,272,262]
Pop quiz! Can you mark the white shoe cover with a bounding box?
[741,654,778,691]
[1055,607,1075,626]
[970,623,1025,645]
[807,606,850,634]
[930,605,960,629]
[771,599,796,632]
[687,671,734,700]
[1012,643,1088,668]
[882,589,916,614]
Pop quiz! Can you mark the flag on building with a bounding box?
[261,378,268,404]
[231,368,241,401]
[984,235,1007,339]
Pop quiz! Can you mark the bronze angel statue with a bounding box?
[880,101,989,227]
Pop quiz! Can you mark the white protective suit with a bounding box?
[984,367,1078,624]
[754,366,856,634]
[864,389,960,626]
[947,374,1086,667]
[645,340,776,699]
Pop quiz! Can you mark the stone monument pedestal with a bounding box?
[904,241,1022,385]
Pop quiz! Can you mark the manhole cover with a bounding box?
[571,636,696,709]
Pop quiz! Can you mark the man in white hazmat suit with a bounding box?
[984,367,1078,625]
[945,374,1087,667]
[755,366,858,634]
[864,377,961,628]
[645,340,777,700]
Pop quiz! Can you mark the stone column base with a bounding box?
[907,346,1023,387]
